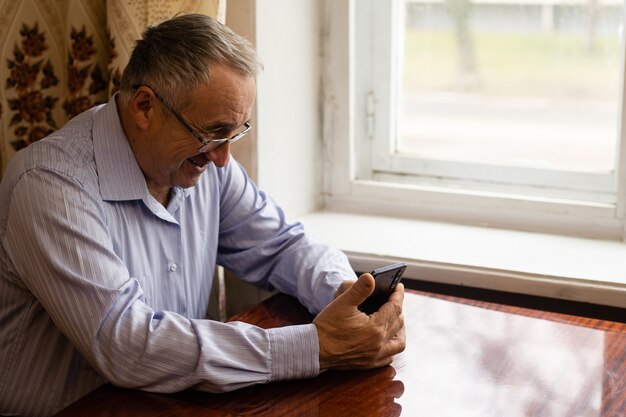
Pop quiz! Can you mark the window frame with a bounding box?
[321,0,626,241]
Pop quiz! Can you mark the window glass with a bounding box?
[399,0,624,174]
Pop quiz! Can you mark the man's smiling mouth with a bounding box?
[188,156,207,168]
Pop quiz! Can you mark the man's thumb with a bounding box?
[341,273,375,306]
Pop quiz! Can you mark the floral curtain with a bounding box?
[0,0,226,176]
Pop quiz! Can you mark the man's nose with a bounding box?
[205,142,231,167]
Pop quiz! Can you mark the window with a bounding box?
[322,0,626,240]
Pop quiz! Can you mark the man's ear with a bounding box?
[129,86,156,130]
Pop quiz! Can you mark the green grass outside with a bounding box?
[403,29,622,101]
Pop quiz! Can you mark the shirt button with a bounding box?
[169,263,178,272]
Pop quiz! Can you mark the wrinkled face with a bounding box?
[130,65,255,196]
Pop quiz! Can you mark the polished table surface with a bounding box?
[54,290,626,417]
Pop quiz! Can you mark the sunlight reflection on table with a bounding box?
[393,293,604,417]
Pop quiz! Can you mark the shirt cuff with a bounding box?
[267,323,320,381]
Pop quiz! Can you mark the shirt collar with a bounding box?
[93,94,147,201]
[92,94,195,203]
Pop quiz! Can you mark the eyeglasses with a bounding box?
[132,84,252,153]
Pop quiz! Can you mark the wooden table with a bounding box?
[54,290,626,417]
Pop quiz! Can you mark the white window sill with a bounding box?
[297,211,626,309]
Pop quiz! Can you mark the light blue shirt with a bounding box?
[0,96,355,416]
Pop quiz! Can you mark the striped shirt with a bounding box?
[0,96,355,416]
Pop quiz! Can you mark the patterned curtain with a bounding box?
[0,0,226,176]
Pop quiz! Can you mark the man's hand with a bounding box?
[313,273,406,370]
[334,279,356,299]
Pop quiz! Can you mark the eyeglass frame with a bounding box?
[131,84,252,153]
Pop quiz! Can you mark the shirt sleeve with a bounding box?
[215,160,357,315]
[3,168,320,393]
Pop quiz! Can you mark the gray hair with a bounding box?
[119,13,262,110]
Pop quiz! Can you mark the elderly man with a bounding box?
[0,14,405,416]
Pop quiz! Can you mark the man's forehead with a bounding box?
[175,66,253,126]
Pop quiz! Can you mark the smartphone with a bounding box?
[358,262,407,314]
